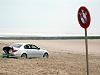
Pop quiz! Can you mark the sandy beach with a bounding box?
[0,39,100,75]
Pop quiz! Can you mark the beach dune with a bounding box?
[0,39,100,75]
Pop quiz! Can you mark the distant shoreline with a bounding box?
[0,36,100,40]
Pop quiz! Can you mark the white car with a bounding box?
[5,43,49,58]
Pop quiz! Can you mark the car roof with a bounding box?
[12,43,32,45]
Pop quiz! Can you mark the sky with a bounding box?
[0,0,100,36]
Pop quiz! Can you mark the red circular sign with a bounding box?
[77,6,91,29]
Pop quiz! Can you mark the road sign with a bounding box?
[77,6,91,75]
[78,6,91,29]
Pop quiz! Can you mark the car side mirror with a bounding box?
[38,48,40,50]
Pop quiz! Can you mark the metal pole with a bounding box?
[85,28,89,75]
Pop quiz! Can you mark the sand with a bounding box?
[0,39,100,75]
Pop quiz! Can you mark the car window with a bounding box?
[31,45,38,49]
[10,44,22,48]
[24,44,39,49]
[24,44,31,49]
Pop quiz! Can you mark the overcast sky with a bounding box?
[0,0,100,36]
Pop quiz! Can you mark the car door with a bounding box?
[24,44,35,57]
[30,45,43,57]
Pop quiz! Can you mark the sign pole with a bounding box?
[85,28,89,75]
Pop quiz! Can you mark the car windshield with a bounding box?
[10,44,22,48]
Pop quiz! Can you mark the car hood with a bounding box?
[40,49,48,53]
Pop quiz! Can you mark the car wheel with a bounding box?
[43,53,49,58]
[21,53,27,59]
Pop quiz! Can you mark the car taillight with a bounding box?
[12,49,18,52]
